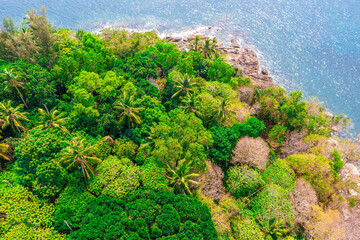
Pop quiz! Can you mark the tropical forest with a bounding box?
[0,7,359,240]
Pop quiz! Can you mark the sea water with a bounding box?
[1,0,359,136]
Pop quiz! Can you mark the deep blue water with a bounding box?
[1,0,360,136]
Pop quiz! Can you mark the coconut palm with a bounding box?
[61,137,102,186]
[0,68,28,109]
[37,107,69,134]
[166,159,199,196]
[189,35,203,52]
[181,94,202,117]
[0,100,29,134]
[113,93,144,128]
[0,143,10,161]
[213,97,236,126]
[171,74,196,100]
[202,38,215,59]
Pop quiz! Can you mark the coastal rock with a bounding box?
[341,163,360,180]
[167,34,276,89]
[230,39,240,48]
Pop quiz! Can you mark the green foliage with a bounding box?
[116,54,158,79]
[53,31,116,87]
[207,59,235,83]
[286,154,335,203]
[262,159,296,191]
[150,109,212,171]
[231,217,264,240]
[113,138,138,160]
[227,165,264,198]
[251,184,294,237]
[332,149,344,173]
[144,42,181,76]
[268,125,287,144]
[15,128,69,196]
[230,76,252,88]
[1,224,66,240]
[69,190,218,239]
[0,185,56,235]
[32,159,68,199]
[89,156,140,199]
[141,160,171,191]
[54,185,94,233]
[210,117,265,166]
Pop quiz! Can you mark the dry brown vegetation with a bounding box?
[230,136,269,170]
[200,161,227,201]
[290,178,318,225]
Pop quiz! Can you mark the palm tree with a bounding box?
[181,94,201,117]
[189,35,203,52]
[113,93,144,128]
[166,159,199,196]
[61,137,102,187]
[202,39,215,58]
[0,100,29,134]
[0,68,28,109]
[171,74,196,100]
[37,106,69,134]
[0,143,10,161]
[213,97,236,126]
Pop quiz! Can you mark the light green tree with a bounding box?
[0,69,28,109]
[166,159,199,196]
[113,93,144,128]
[0,100,29,134]
[61,137,102,186]
[37,107,69,134]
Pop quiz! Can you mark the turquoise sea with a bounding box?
[1,0,360,136]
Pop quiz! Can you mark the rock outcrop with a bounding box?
[165,37,276,89]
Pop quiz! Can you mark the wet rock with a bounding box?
[261,69,269,75]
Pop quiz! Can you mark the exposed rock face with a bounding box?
[200,161,227,201]
[165,37,276,89]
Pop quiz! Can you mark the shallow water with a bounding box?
[1,0,359,136]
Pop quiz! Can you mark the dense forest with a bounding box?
[0,7,359,240]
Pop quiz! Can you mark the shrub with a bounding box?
[69,190,218,239]
[230,136,269,171]
[251,184,294,235]
[231,217,264,240]
[332,149,344,173]
[89,156,140,200]
[262,159,296,191]
[227,165,264,198]
[141,161,171,191]
[305,205,346,240]
[290,178,318,225]
[286,154,335,203]
[113,138,138,160]
[0,185,56,235]
[207,59,235,83]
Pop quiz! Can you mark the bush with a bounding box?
[89,156,140,200]
[207,59,235,83]
[231,217,264,240]
[286,154,335,203]
[113,138,138,160]
[0,185,56,235]
[332,149,344,173]
[230,136,269,171]
[227,165,264,198]
[251,184,294,235]
[69,190,218,239]
[141,160,171,191]
[262,159,296,191]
